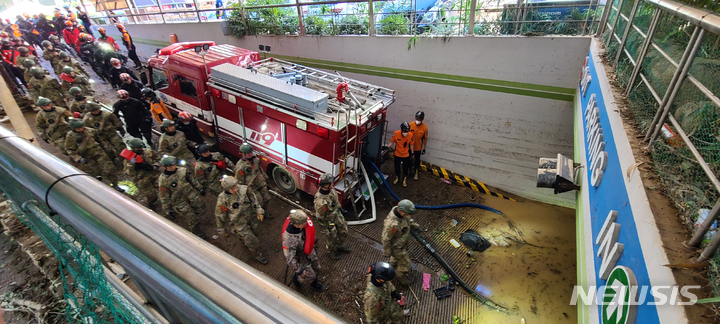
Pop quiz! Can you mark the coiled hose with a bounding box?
[365,160,504,215]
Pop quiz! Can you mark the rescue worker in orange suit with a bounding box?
[141,88,173,124]
[113,89,153,145]
[386,122,414,187]
[174,111,205,146]
[116,24,141,67]
[409,110,428,180]
[97,28,120,51]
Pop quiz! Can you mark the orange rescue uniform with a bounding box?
[409,122,427,151]
[149,97,172,123]
[390,130,414,158]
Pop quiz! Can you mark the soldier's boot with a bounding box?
[393,176,399,185]
[310,280,327,292]
[329,251,341,260]
[255,253,268,265]
[338,245,351,253]
[111,183,125,193]
[402,177,408,187]
[292,274,301,289]
[414,169,419,180]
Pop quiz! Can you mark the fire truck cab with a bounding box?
[146,42,395,221]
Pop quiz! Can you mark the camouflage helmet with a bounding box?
[68,118,84,129]
[86,102,100,112]
[41,40,51,48]
[288,209,309,225]
[30,67,44,77]
[196,144,210,154]
[239,143,253,154]
[161,119,174,128]
[127,138,145,149]
[62,66,74,74]
[397,199,416,215]
[318,173,333,186]
[221,176,238,190]
[69,87,82,96]
[48,35,59,42]
[36,97,52,107]
[17,46,28,54]
[22,59,35,68]
[160,155,177,166]
[59,51,69,59]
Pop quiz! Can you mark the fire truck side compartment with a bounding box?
[211,63,329,113]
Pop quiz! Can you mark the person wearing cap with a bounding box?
[58,50,89,77]
[194,144,235,195]
[364,262,405,323]
[174,111,205,145]
[141,88,172,124]
[159,119,196,169]
[83,101,126,163]
[409,111,428,180]
[381,199,421,286]
[119,72,143,100]
[123,138,161,207]
[235,143,270,213]
[116,24,141,67]
[35,97,72,151]
[40,40,60,70]
[158,155,206,235]
[113,89,153,145]
[97,28,120,51]
[13,46,32,77]
[282,210,328,291]
[59,65,93,96]
[64,118,122,191]
[386,122,415,187]
[215,176,267,264]
[314,172,350,260]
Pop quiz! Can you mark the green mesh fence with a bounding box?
[605,0,720,297]
[0,175,144,323]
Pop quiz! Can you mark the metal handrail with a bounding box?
[0,126,347,324]
[645,0,720,36]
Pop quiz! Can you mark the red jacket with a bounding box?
[1,49,19,65]
[62,27,80,47]
[99,35,120,51]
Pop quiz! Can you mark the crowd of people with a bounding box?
[1,8,435,319]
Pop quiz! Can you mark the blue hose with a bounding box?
[365,160,504,216]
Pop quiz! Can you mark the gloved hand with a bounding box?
[382,145,389,150]
[422,149,426,155]
[167,211,176,220]
[77,158,87,164]
[295,269,305,277]
[199,188,206,196]
[391,291,402,301]
[129,157,137,164]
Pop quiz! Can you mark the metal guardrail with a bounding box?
[0,125,347,324]
[92,0,604,36]
[598,0,720,261]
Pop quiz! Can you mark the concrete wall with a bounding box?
[105,22,590,207]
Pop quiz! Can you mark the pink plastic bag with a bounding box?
[422,273,431,291]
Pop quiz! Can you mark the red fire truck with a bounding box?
[146,42,395,220]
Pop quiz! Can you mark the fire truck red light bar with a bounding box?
[317,128,329,138]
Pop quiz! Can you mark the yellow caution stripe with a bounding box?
[419,162,516,201]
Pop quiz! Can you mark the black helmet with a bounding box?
[318,173,333,186]
[415,110,425,120]
[196,144,210,154]
[400,122,410,132]
[369,262,396,281]
[140,88,155,98]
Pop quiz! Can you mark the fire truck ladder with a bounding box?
[339,108,368,219]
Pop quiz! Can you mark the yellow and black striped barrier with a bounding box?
[419,162,516,201]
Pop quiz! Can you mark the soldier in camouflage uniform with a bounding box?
[14,47,34,79]
[314,173,350,259]
[235,143,270,212]
[64,118,122,190]
[195,144,235,195]
[58,51,89,77]
[215,176,267,264]
[40,41,61,75]
[82,102,125,164]
[158,155,206,236]
[364,262,404,324]
[158,120,196,168]
[35,97,71,151]
[381,199,421,286]
[123,138,161,207]
[33,69,64,107]
[282,210,327,291]
[68,87,92,116]
[23,59,40,87]
[60,66,93,95]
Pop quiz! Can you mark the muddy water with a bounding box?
[464,195,577,324]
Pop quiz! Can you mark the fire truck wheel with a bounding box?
[272,166,296,194]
